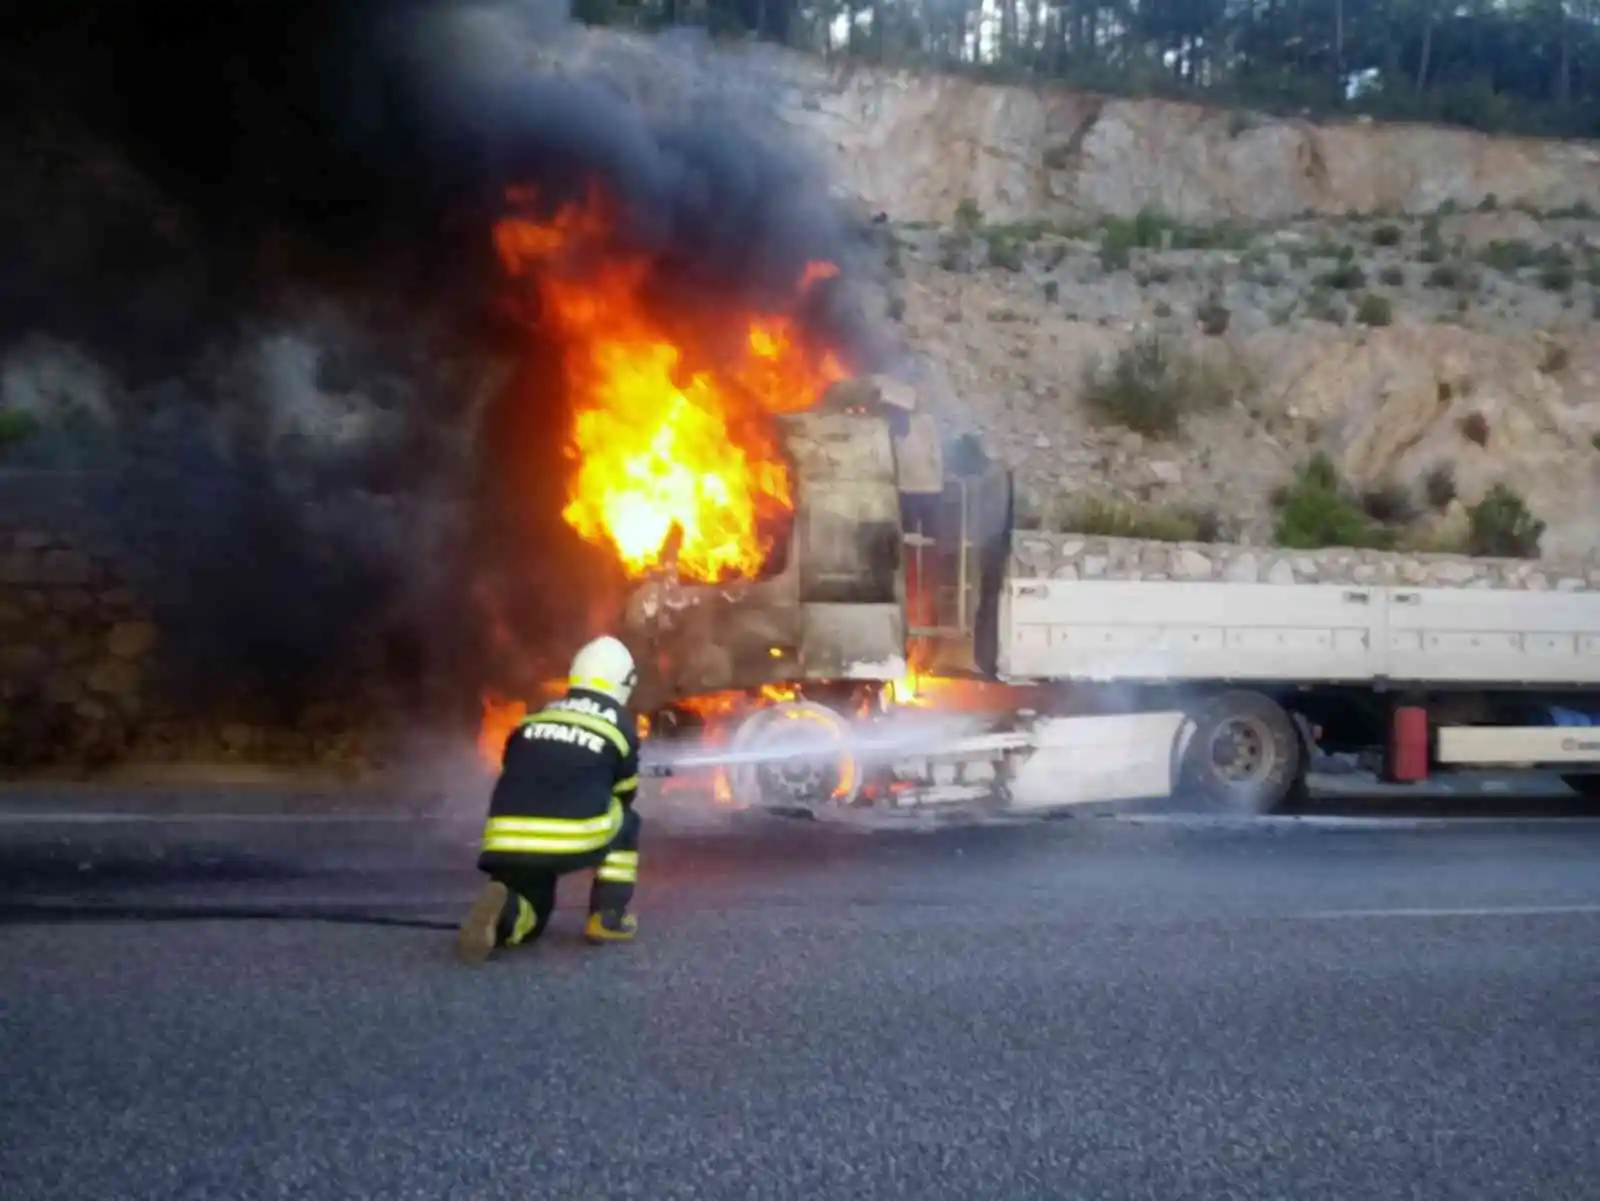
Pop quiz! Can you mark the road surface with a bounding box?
[3,790,1599,1200]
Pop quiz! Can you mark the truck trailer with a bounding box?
[623,380,1600,818]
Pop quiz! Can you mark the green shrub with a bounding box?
[1371,224,1404,247]
[1359,480,1416,525]
[1099,238,1132,272]
[1425,262,1463,288]
[1042,279,1059,302]
[1466,484,1544,558]
[1098,206,1244,262]
[1423,463,1457,510]
[1081,335,1236,439]
[986,232,1023,271]
[1098,214,1142,270]
[1318,262,1367,290]
[0,409,39,450]
[1380,265,1406,286]
[1536,243,1574,268]
[954,198,982,229]
[1197,295,1231,336]
[1127,208,1167,248]
[1058,499,1221,543]
[1479,239,1537,272]
[1355,294,1393,326]
[1538,263,1575,292]
[1273,453,1395,549]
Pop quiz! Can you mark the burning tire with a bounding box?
[1178,690,1305,815]
[726,699,864,818]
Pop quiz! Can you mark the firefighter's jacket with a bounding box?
[479,688,640,865]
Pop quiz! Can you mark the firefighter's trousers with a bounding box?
[482,806,640,946]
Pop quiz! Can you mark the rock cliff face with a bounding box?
[536,29,1600,224]
[802,73,1600,226]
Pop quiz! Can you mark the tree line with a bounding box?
[575,0,1600,139]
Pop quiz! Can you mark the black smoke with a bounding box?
[8,0,870,341]
[1,0,876,723]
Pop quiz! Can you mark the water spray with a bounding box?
[640,708,1006,776]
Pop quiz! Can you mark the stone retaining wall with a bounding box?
[0,508,401,773]
[1009,532,1600,591]
[0,522,157,766]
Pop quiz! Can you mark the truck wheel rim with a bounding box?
[1209,716,1272,784]
[732,701,861,810]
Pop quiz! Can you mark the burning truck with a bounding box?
[476,184,1030,817]
[483,189,1600,821]
[618,368,1026,816]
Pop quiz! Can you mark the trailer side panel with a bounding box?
[999,578,1600,688]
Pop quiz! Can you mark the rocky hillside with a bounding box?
[879,202,1600,560]
[531,28,1600,563]
[537,29,1600,224]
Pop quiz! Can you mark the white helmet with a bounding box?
[568,635,638,707]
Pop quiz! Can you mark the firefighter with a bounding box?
[456,634,644,964]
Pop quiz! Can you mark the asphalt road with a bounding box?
[3,793,1600,1201]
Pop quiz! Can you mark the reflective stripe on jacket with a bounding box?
[482,797,624,856]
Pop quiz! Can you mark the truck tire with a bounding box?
[726,700,864,819]
[1180,690,1305,815]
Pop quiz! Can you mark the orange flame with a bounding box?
[493,188,847,583]
[476,680,653,769]
[477,693,529,766]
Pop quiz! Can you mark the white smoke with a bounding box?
[1,336,122,439]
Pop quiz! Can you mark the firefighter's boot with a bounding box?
[583,908,638,944]
[456,880,540,964]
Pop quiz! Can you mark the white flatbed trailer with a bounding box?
[968,576,1600,814]
[655,575,1600,818]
